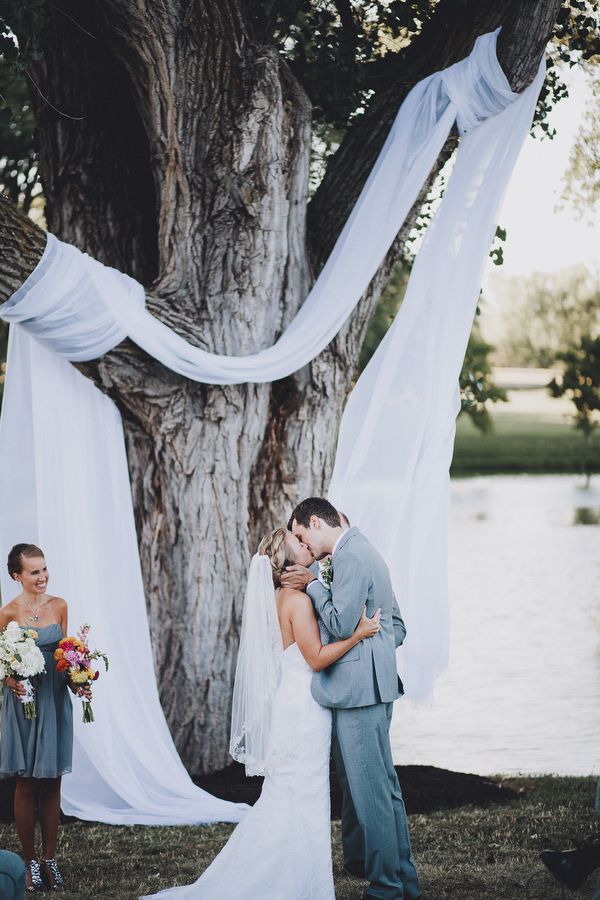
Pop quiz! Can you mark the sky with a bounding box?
[482,64,599,284]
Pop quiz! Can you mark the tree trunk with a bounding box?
[0,0,562,771]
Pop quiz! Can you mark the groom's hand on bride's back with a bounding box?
[281,565,316,590]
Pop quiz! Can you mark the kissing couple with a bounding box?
[143,497,420,900]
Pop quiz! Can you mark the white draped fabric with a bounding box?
[0,32,537,385]
[0,330,248,825]
[328,54,545,697]
[0,29,544,824]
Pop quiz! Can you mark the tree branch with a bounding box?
[0,195,46,301]
[496,0,559,92]
[307,0,561,273]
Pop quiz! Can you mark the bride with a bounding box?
[143,527,380,899]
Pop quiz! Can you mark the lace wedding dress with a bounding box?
[143,641,334,899]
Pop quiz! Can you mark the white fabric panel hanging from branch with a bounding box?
[329,52,545,698]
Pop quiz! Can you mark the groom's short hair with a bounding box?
[288,498,341,530]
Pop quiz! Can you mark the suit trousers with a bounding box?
[332,703,420,900]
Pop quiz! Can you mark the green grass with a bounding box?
[0,776,597,898]
[451,412,600,476]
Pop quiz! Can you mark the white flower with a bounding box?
[0,627,45,679]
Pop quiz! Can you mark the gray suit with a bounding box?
[307,528,420,900]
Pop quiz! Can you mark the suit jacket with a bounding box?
[307,527,406,708]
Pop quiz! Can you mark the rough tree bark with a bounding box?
[0,0,562,771]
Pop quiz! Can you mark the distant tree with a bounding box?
[460,324,508,432]
[548,334,600,483]
[491,266,600,368]
[561,71,600,222]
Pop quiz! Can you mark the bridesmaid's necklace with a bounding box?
[23,594,49,623]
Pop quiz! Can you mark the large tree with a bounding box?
[0,0,585,771]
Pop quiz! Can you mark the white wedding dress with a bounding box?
[143,641,334,899]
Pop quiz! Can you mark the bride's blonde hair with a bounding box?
[257,528,295,588]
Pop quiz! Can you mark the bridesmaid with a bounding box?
[0,543,82,892]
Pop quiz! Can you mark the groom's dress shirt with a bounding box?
[307,529,348,589]
[306,527,406,708]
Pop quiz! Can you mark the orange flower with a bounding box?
[56,659,69,672]
[54,648,64,660]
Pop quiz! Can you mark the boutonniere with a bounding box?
[319,557,333,588]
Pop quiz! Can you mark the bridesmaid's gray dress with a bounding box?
[0,624,73,778]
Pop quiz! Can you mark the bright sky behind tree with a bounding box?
[484,65,599,282]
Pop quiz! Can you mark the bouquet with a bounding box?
[54,624,109,723]
[0,621,46,719]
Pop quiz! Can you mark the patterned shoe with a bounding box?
[25,858,45,892]
[42,858,65,891]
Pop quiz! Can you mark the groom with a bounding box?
[284,497,420,900]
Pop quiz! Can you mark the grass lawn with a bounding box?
[451,397,600,476]
[0,775,597,899]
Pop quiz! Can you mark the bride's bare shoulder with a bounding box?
[280,589,313,622]
[278,587,311,606]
